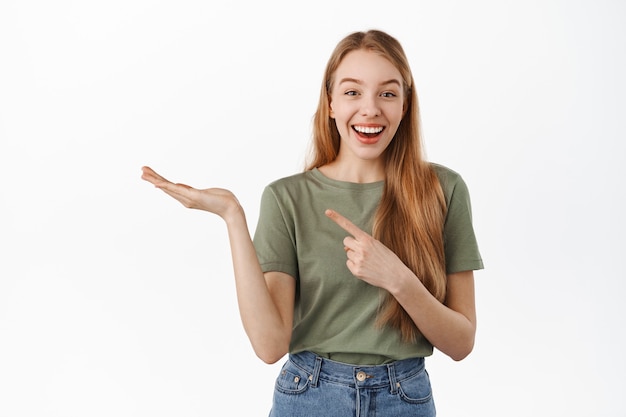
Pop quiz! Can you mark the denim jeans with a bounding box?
[269,351,436,417]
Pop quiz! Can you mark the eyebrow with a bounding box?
[338,77,402,87]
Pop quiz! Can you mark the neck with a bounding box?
[318,157,385,184]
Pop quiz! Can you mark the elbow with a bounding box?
[449,338,475,362]
[252,338,290,364]
[450,349,472,362]
[448,318,477,361]
[257,353,285,365]
[255,347,287,364]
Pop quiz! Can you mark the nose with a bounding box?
[360,95,381,117]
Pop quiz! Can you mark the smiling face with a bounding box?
[329,49,406,168]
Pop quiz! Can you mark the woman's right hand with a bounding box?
[142,165,294,363]
[141,166,242,222]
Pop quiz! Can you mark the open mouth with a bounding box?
[353,125,384,138]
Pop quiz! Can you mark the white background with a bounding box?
[1,1,625,416]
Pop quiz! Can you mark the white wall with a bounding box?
[1,1,624,415]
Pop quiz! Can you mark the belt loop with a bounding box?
[310,355,323,388]
[387,363,398,394]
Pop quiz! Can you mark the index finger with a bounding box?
[141,166,172,186]
[325,209,370,239]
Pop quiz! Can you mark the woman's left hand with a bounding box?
[325,209,410,291]
[326,208,477,360]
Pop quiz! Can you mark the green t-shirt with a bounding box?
[252,164,483,365]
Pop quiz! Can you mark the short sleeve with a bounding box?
[252,185,299,279]
[439,169,484,274]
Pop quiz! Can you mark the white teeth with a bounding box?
[354,125,383,134]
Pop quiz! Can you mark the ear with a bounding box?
[329,101,335,119]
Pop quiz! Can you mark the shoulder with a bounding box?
[260,171,318,205]
[265,171,312,192]
[429,163,466,195]
[429,163,476,218]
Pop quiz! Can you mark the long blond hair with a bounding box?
[306,30,448,343]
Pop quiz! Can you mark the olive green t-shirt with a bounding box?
[252,164,483,365]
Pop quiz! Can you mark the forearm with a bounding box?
[389,269,476,361]
[223,209,291,363]
[140,167,291,360]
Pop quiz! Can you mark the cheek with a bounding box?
[390,108,406,127]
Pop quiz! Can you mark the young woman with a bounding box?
[142,29,483,416]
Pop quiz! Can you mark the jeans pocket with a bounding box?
[274,360,311,395]
[396,369,433,404]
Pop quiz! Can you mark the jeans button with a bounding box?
[356,371,366,382]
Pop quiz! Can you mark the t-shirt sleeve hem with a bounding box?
[260,262,298,279]
[446,259,484,275]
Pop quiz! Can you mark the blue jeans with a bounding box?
[269,351,436,417]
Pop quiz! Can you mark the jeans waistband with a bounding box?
[288,351,425,392]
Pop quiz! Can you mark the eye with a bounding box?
[381,91,397,98]
[345,90,359,96]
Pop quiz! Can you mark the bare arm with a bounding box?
[391,270,476,361]
[325,209,476,361]
[141,166,294,363]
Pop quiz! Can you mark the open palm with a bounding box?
[141,166,241,220]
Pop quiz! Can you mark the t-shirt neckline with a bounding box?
[310,167,385,190]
